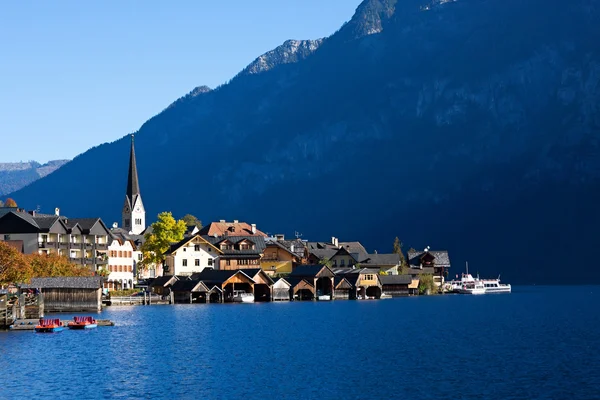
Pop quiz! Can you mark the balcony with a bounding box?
[95,243,108,250]
[70,257,83,264]
[58,242,69,249]
[85,243,94,249]
[39,242,57,249]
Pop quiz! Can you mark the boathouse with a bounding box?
[149,275,180,296]
[288,265,335,300]
[286,277,315,301]
[239,268,274,302]
[333,276,353,299]
[171,279,209,303]
[379,274,413,297]
[20,277,103,312]
[272,278,292,301]
[191,269,256,303]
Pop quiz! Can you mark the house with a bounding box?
[260,238,305,276]
[204,235,265,270]
[20,276,104,312]
[285,277,316,301]
[407,249,451,287]
[360,253,401,275]
[272,278,292,301]
[170,279,209,304]
[306,238,369,266]
[104,226,143,291]
[163,234,222,276]
[198,220,267,237]
[379,274,413,297]
[0,208,110,273]
[288,265,335,300]
[333,268,383,299]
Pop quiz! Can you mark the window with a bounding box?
[195,259,200,266]
[208,258,213,266]
[182,259,188,267]
[3,234,10,240]
[118,251,123,257]
[138,254,142,261]
[194,245,200,251]
[135,218,142,225]
[124,219,130,227]
[340,259,345,266]
[239,259,248,265]
[364,274,374,281]
[226,259,231,266]
[183,248,187,252]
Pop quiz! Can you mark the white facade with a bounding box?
[122,196,146,235]
[106,239,135,290]
[165,236,219,276]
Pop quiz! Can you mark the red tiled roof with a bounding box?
[198,221,267,237]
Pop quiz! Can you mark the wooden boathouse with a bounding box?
[288,265,335,300]
[20,277,103,312]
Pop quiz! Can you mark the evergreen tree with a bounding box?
[393,237,408,273]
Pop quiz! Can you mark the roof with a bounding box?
[403,267,435,275]
[33,216,61,231]
[289,265,334,278]
[362,253,401,267]
[284,277,313,289]
[308,249,337,260]
[408,250,451,268]
[20,277,104,289]
[198,221,267,237]
[203,235,266,256]
[170,279,208,293]
[150,275,179,288]
[126,134,141,202]
[190,269,254,286]
[110,228,144,248]
[379,275,413,285]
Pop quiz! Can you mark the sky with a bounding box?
[0,0,361,163]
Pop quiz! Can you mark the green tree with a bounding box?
[393,237,408,274]
[4,198,17,208]
[418,274,437,295]
[138,212,186,274]
[318,258,333,268]
[182,214,202,229]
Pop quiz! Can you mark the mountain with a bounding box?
[0,160,69,197]
[8,0,600,284]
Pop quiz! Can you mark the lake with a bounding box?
[1,286,599,399]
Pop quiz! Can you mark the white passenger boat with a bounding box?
[481,278,511,293]
[232,291,254,303]
[317,294,331,301]
[458,281,486,295]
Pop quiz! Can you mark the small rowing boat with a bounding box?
[34,318,64,333]
[67,316,97,329]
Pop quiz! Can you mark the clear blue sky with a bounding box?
[0,0,361,163]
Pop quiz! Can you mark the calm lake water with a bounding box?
[1,286,599,399]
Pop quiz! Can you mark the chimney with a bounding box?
[55,207,60,216]
[332,237,339,248]
[233,220,239,223]
[374,250,378,254]
[29,210,36,217]
[331,236,336,246]
[219,219,225,223]
[251,224,256,234]
[290,244,295,253]
[112,222,118,229]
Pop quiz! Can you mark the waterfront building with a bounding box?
[407,249,451,287]
[332,268,383,299]
[20,276,104,312]
[261,238,305,276]
[203,235,265,270]
[104,226,144,291]
[0,208,110,273]
[288,265,335,300]
[122,134,146,235]
[163,234,221,276]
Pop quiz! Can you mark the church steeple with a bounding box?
[122,134,145,234]
[126,134,140,201]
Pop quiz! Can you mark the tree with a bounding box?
[418,274,437,295]
[318,258,333,268]
[0,241,31,285]
[182,214,202,229]
[4,198,17,207]
[139,212,187,274]
[393,237,408,273]
[27,253,91,278]
[0,200,4,207]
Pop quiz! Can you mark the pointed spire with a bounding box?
[126,134,140,201]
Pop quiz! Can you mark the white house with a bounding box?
[105,236,136,291]
[163,234,222,276]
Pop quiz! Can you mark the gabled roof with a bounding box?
[203,235,266,256]
[164,234,222,255]
[198,221,267,237]
[334,276,353,289]
[284,277,314,289]
[407,250,451,268]
[308,248,337,260]
[171,279,209,293]
[0,210,40,232]
[150,275,180,288]
[239,268,274,285]
[190,269,255,286]
[20,276,103,289]
[289,264,335,279]
[273,277,291,288]
[63,218,110,235]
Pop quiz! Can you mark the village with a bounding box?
[0,135,451,317]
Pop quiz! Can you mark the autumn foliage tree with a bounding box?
[0,241,31,285]
[4,198,17,207]
[139,212,187,275]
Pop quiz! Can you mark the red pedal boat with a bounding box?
[67,316,97,329]
[35,318,64,333]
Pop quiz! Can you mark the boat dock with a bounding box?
[8,318,114,331]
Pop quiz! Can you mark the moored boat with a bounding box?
[34,318,64,333]
[232,291,254,303]
[458,281,486,295]
[481,279,511,293]
[67,316,98,329]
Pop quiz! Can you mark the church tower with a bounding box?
[122,134,145,234]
